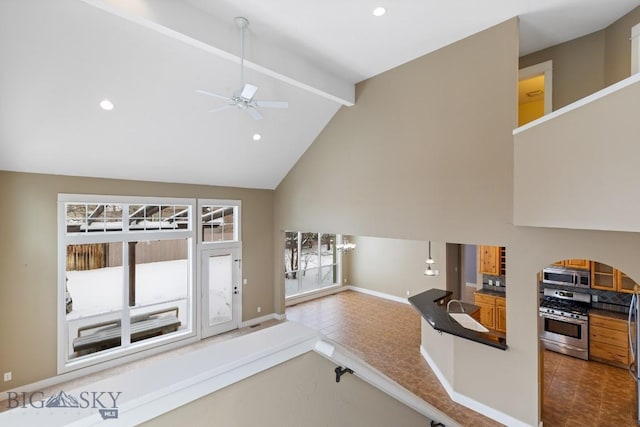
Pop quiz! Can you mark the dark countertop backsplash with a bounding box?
[540,282,632,314]
[482,273,506,293]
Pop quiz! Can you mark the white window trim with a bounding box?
[632,23,640,75]
[57,194,197,374]
[197,199,242,245]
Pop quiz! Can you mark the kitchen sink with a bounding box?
[449,313,489,333]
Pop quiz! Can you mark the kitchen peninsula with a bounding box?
[409,289,507,350]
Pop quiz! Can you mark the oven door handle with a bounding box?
[539,338,588,353]
[539,312,588,325]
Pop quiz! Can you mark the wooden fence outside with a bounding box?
[67,244,107,271]
[67,240,187,271]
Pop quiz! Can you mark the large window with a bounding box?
[285,232,338,298]
[58,195,195,372]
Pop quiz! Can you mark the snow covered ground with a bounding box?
[65,260,194,356]
[285,266,336,297]
[64,258,237,358]
[66,259,189,320]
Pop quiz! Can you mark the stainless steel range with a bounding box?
[539,288,590,360]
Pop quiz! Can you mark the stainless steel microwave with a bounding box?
[542,267,590,289]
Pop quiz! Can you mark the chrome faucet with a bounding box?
[446,299,465,313]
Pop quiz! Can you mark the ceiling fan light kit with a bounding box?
[196,16,288,121]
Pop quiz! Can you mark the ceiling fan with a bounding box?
[196,17,288,121]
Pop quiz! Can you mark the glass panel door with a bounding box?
[201,246,241,338]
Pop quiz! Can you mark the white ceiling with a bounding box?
[1,0,639,189]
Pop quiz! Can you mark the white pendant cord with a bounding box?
[239,20,245,89]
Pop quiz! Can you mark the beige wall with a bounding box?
[275,19,517,245]
[273,17,640,425]
[519,5,640,110]
[514,78,640,231]
[142,352,432,427]
[348,236,446,299]
[0,170,274,391]
[519,30,606,110]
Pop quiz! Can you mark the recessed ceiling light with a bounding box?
[252,133,262,141]
[99,99,114,111]
[373,7,386,17]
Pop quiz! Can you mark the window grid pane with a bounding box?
[67,203,190,234]
[202,205,237,243]
[66,203,124,233]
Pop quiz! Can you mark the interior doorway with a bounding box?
[446,243,477,304]
[518,60,552,126]
[445,243,462,300]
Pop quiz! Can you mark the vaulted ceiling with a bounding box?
[1,0,638,189]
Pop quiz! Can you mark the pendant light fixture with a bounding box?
[424,241,439,277]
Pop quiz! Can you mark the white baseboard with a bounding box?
[241,312,286,328]
[284,285,410,308]
[346,286,409,305]
[285,285,347,306]
[419,345,530,427]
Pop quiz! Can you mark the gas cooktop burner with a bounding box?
[540,296,589,316]
[540,288,591,320]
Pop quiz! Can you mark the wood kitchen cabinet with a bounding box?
[552,259,589,269]
[563,259,590,270]
[591,261,638,293]
[618,271,639,293]
[589,312,630,368]
[479,245,506,276]
[474,292,506,333]
[496,297,507,332]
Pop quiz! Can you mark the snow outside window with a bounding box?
[284,232,338,298]
[58,195,195,373]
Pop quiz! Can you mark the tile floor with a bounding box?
[286,290,501,426]
[288,290,640,427]
[542,349,638,427]
[5,289,634,426]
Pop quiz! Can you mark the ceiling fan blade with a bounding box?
[246,106,263,120]
[240,84,258,100]
[208,104,234,113]
[255,100,288,109]
[195,89,231,101]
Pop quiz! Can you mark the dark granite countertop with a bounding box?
[408,289,508,350]
[475,288,506,298]
[590,308,628,321]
